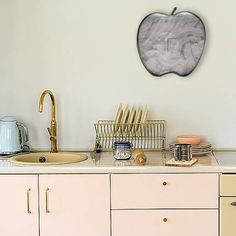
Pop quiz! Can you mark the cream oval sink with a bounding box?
[10,152,88,165]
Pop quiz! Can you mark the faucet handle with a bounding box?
[47,127,52,136]
[50,136,56,141]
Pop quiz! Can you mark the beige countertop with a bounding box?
[0,150,235,174]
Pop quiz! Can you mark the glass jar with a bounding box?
[112,141,132,160]
[173,144,192,161]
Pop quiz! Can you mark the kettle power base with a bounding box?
[165,158,198,167]
[0,151,29,159]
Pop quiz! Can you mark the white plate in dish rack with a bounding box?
[114,104,123,132]
[133,107,142,132]
[140,105,148,132]
[140,105,148,124]
[127,105,136,132]
[120,105,129,131]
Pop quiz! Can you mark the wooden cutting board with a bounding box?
[165,158,198,167]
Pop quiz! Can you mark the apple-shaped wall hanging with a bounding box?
[137,7,206,77]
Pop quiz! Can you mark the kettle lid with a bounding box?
[0,116,17,122]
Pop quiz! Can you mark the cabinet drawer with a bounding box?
[220,175,236,196]
[111,174,218,209]
[220,197,236,236]
[112,210,218,236]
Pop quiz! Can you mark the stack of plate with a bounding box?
[114,104,148,132]
[169,142,212,156]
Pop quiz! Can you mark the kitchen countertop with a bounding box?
[0,150,235,174]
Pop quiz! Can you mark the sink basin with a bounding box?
[10,152,88,165]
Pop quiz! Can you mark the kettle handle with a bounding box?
[16,122,29,146]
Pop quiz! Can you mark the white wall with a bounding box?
[1,0,236,150]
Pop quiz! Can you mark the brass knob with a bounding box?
[163,218,168,222]
[163,181,167,186]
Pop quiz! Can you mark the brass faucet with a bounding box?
[39,90,57,153]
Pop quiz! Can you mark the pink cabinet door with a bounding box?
[111,174,218,209]
[39,174,110,236]
[112,210,218,236]
[0,175,38,236]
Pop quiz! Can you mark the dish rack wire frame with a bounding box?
[94,120,166,151]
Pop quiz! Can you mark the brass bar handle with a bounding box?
[45,188,50,213]
[27,188,32,214]
[231,202,236,206]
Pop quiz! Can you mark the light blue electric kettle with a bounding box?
[0,116,28,154]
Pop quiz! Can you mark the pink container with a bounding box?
[176,135,201,145]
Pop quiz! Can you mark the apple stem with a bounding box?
[171,7,177,15]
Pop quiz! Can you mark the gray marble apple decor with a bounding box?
[137,7,206,77]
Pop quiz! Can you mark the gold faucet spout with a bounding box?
[39,90,56,122]
[39,90,57,153]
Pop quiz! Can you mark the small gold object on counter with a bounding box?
[133,149,147,165]
[39,90,57,153]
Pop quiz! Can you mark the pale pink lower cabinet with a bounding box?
[0,175,38,236]
[0,174,110,236]
[112,210,218,236]
[39,174,110,236]
[0,173,219,236]
[111,174,219,236]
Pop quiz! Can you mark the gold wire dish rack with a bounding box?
[94,120,166,151]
